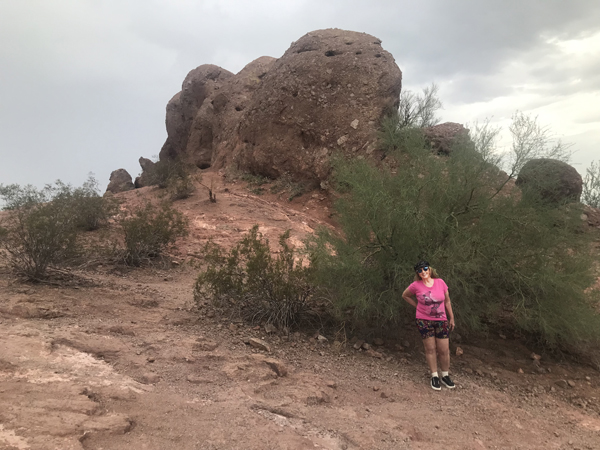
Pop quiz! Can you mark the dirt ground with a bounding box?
[1,172,599,450]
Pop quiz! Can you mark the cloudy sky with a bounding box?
[1,0,599,191]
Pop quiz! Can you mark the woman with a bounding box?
[402,260,456,390]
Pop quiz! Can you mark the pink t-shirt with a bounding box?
[408,278,448,321]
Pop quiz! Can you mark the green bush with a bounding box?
[0,176,115,279]
[167,174,196,201]
[309,113,600,347]
[119,202,188,266]
[0,199,79,280]
[57,177,118,231]
[144,158,188,188]
[143,158,197,201]
[195,226,314,329]
[582,160,600,209]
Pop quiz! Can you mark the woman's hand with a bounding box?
[449,318,455,331]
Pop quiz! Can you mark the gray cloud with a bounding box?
[1,0,599,189]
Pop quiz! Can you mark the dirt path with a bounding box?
[1,173,599,450]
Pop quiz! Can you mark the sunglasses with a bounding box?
[416,267,429,273]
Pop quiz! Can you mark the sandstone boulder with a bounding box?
[236,29,402,182]
[134,157,156,188]
[192,56,276,170]
[155,28,402,184]
[159,65,234,162]
[516,158,583,204]
[423,122,471,155]
[105,169,134,194]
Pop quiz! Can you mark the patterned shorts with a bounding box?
[416,319,450,339]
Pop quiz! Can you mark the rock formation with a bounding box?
[150,28,402,184]
[105,169,134,194]
[134,157,156,188]
[516,158,583,204]
[423,122,470,155]
[159,64,234,165]
[235,29,402,181]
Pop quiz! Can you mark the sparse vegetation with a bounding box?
[195,226,314,330]
[582,160,600,209]
[397,83,442,129]
[309,112,600,348]
[270,172,308,201]
[0,176,116,280]
[119,201,188,266]
[144,158,188,189]
[144,157,196,201]
[168,173,196,201]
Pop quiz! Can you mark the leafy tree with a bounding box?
[309,113,600,347]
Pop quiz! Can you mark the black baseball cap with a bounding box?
[413,260,430,271]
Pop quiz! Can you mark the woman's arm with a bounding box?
[402,287,418,309]
[444,290,455,331]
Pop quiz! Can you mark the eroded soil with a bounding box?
[1,172,599,450]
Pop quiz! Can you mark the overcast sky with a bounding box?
[1,0,599,191]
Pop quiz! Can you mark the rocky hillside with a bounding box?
[3,174,600,450]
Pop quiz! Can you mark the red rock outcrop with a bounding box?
[105,169,134,194]
[423,122,471,155]
[235,29,402,181]
[516,158,583,204]
[152,28,402,184]
[134,157,156,188]
[159,65,234,163]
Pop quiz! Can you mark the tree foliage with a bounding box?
[309,113,600,347]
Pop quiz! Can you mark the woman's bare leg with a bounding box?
[422,337,438,374]
[436,337,450,372]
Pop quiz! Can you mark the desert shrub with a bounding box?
[119,202,188,266]
[195,226,313,329]
[0,176,116,279]
[309,112,600,347]
[0,199,79,280]
[270,172,308,201]
[144,158,189,189]
[582,160,600,209]
[0,184,47,210]
[167,174,196,201]
[57,176,118,231]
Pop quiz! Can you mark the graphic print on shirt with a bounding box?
[421,291,444,318]
[422,291,434,306]
[429,300,445,319]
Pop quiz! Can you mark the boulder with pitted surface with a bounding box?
[146,28,402,185]
[516,158,583,204]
